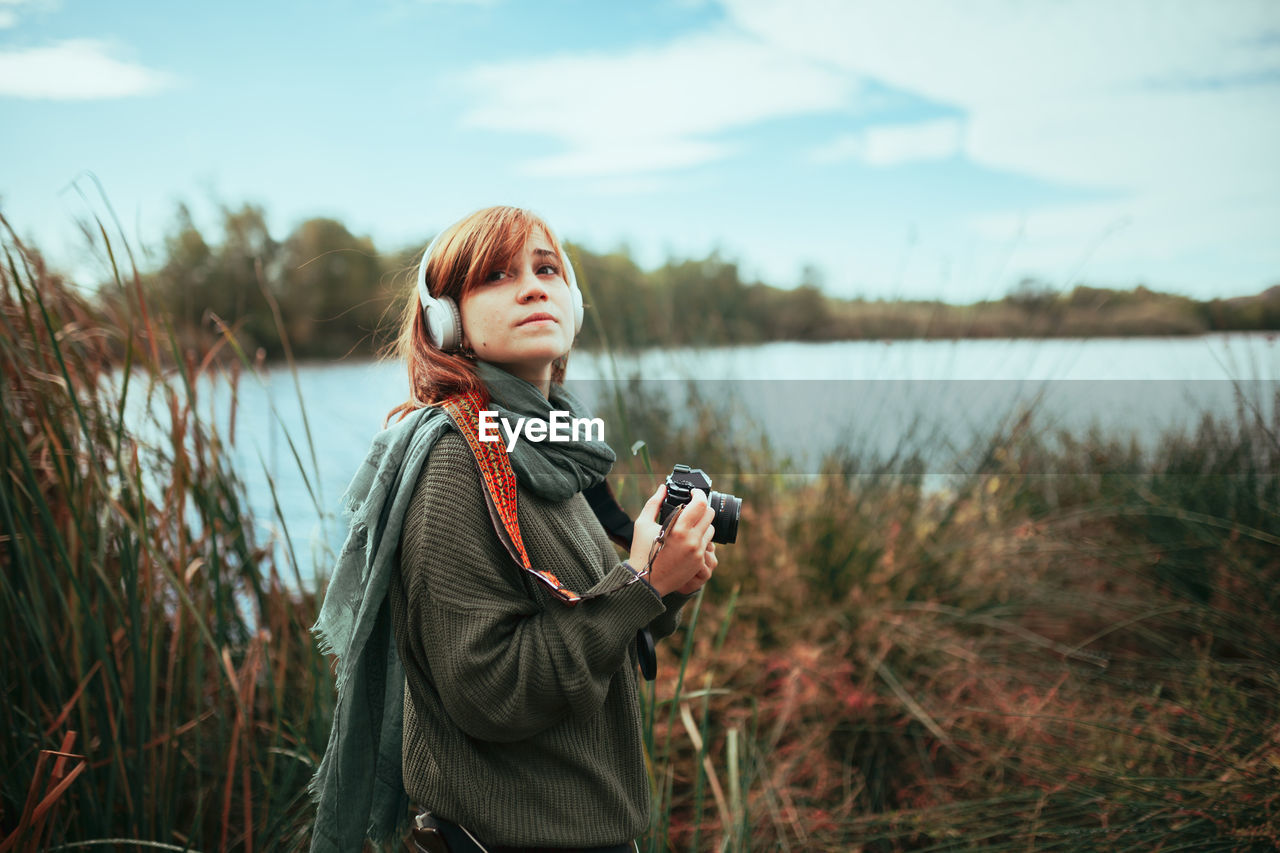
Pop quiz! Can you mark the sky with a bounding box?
[2,0,1278,302]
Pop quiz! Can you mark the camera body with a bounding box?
[658,464,742,545]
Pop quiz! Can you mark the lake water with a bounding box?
[190,335,1279,586]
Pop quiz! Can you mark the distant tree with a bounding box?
[128,202,1280,362]
[571,245,651,350]
[771,284,830,339]
[151,204,214,333]
[218,203,282,354]
[799,263,825,291]
[144,202,281,356]
[1008,277,1058,314]
[279,218,386,359]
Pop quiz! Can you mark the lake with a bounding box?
[190,335,1279,585]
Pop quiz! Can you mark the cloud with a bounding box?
[0,0,60,30]
[721,0,1280,284]
[0,39,177,99]
[0,0,36,29]
[524,139,732,178]
[458,30,860,176]
[723,0,1280,187]
[810,117,965,165]
[454,0,1278,191]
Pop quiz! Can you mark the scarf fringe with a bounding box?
[308,366,614,851]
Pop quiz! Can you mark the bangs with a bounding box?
[453,208,559,298]
[392,204,571,417]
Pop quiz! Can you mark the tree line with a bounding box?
[114,203,1280,362]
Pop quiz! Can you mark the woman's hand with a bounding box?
[676,541,716,595]
[630,484,718,597]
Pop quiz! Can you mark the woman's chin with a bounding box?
[483,351,567,378]
[516,343,572,366]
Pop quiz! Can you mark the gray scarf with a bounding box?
[308,362,614,852]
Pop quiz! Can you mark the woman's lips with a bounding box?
[517,312,557,326]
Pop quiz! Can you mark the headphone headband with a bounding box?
[414,229,446,313]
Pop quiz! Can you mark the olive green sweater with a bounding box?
[389,432,691,847]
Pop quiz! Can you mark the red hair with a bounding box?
[385,206,571,424]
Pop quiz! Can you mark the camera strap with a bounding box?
[441,390,639,607]
[441,391,658,681]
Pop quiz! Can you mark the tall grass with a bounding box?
[5,212,1278,851]
[602,381,1280,851]
[1,218,333,850]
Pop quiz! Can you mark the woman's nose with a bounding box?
[516,271,549,302]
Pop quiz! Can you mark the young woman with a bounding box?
[309,206,716,853]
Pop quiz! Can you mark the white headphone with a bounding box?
[416,226,585,352]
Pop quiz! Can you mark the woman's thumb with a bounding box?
[641,484,667,520]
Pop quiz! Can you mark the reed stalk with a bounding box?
[1,217,333,851]
[4,211,1278,851]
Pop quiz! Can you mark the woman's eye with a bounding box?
[484,269,509,283]
[537,264,560,276]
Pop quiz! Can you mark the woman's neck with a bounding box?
[480,361,550,398]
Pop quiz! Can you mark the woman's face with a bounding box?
[459,227,575,392]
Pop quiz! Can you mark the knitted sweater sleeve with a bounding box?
[398,434,667,743]
[650,592,695,641]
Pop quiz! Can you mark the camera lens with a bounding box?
[661,465,742,545]
[708,490,741,544]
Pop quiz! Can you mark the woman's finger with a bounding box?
[675,490,712,533]
[694,491,716,527]
[641,484,667,521]
[678,565,713,595]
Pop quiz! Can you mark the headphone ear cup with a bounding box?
[558,243,584,336]
[571,283,584,334]
[424,294,463,351]
[416,232,464,351]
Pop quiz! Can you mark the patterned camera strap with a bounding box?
[442,390,600,606]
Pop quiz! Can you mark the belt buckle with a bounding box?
[410,812,450,853]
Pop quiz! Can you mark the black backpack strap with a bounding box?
[583,480,658,681]
[583,479,635,550]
